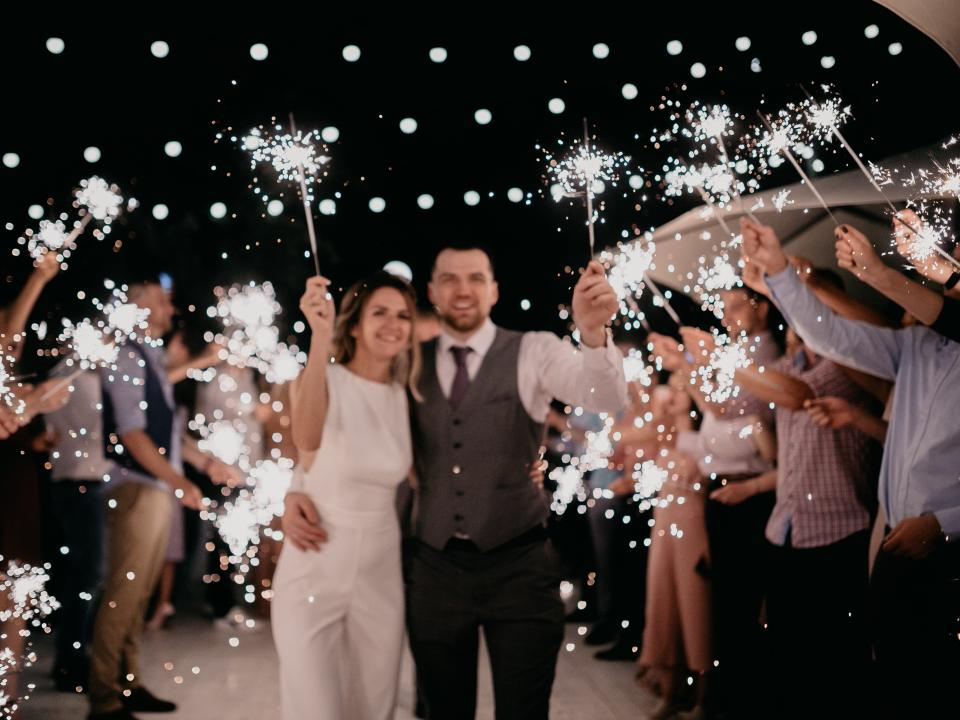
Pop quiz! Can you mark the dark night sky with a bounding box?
[2,6,957,373]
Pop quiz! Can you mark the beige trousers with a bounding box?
[89,482,172,713]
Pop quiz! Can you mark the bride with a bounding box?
[272,271,419,720]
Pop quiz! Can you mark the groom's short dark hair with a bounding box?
[431,240,496,278]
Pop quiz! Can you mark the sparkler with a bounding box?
[687,103,761,223]
[603,238,681,327]
[694,331,752,404]
[241,116,330,275]
[543,118,629,258]
[1,558,59,719]
[207,282,305,381]
[797,88,960,270]
[757,111,839,227]
[75,176,124,224]
[40,281,150,402]
[632,460,667,499]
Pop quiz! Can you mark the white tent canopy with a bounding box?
[641,146,949,307]
[875,0,960,68]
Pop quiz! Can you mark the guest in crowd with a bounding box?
[742,217,960,716]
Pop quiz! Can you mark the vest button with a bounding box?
[453,442,462,450]
[455,490,464,497]
[452,465,462,475]
[454,514,464,521]
[452,418,461,426]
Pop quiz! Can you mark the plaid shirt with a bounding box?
[765,351,880,549]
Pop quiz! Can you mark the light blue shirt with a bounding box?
[767,266,960,541]
[101,342,182,489]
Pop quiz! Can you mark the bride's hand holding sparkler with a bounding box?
[299,276,335,353]
[740,219,788,275]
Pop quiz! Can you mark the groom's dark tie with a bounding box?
[449,346,472,409]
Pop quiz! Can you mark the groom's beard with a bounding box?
[439,309,486,334]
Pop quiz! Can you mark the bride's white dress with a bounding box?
[272,364,412,720]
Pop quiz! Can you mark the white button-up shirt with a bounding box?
[434,318,628,420]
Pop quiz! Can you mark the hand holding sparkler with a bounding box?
[24,378,71,415]
[788,255,817,284]
[167,474,204,510]
[0,405,18,438]
[892,209,956,284]
[679,326,716,366]
[804,396,856,430]
[33,252,61,283]
[834,225,885,283]
[206,458,243,488]
[572,261,619,347]
[741,260,771,298]
[740,218,788,275]
[299,277,336,352]
[647,332,686,371]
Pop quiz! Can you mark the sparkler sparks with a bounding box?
[772,188,794,212]
[238,119,331,275]
[632,460,668,499]
[207,282,305,382]
[695,331,752,404]
[798,91,851,146]
[604,239,655,304]
[75,176,123,223]
[540,122,630,256]
[243,126,330,187]
[58,319,119,369]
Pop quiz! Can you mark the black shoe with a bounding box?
[88,709,140,720]
[594,640,639,661]
[121,686,177,713]
[585,620,619,646]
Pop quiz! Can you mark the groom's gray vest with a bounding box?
[411,328,547,551]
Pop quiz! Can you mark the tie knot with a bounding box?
[450,346,472,367]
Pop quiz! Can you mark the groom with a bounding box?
[287,245,626,718]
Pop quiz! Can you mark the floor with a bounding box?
[17,615,657,719]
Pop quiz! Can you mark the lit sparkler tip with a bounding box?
[75,176,124,222]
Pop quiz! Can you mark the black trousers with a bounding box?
[766,530,872,718]
[870,536,960,717]
[49,480,106,678]
[407,532,565,720]
[703,480,774,718]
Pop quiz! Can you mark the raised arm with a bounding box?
[740,219,905,382]
[291,277,335,453]
[534,261,627,413]
[0,254,60,360]
[834,223,946,326]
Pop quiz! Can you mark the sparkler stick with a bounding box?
[37,367,84,402]
[641,273,682,326]
[757,111,839,227]
[288,112,322,276]
[582,118,597,259]
[623,294,653,332]
[711,128,761,224]
[693,185,738,240]
[800,88,960,271]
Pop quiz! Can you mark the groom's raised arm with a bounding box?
[528,332,628,413]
